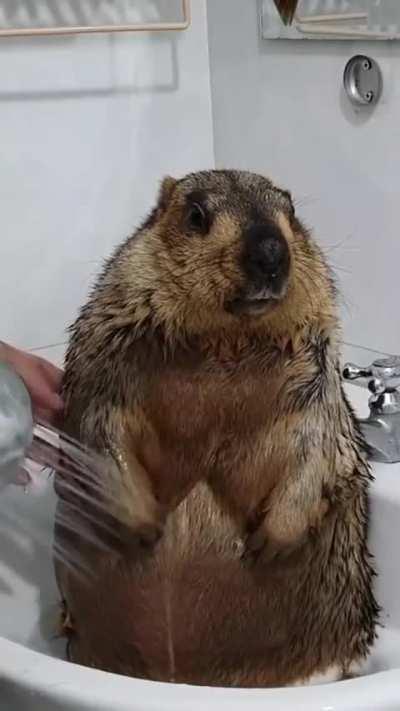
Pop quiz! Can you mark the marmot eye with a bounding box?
[187,203,209,234]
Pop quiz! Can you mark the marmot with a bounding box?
[56,170,379,687]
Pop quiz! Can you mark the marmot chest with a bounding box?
[141,360,287,510]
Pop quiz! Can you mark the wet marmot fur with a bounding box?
[56,170,378,687]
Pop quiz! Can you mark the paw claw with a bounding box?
[59,600,75,637]
[244,524,310,566]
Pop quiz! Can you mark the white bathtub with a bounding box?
[1,383,400,710]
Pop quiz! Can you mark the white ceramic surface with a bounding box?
[1,383,400,710]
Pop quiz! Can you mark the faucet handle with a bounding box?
[342,363,372,381]
[343,355,400,391]
[371,356,400,383]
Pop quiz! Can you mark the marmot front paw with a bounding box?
[243,495,330,565]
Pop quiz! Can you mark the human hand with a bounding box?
[0,342,64,425]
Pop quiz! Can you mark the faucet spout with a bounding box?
[358,413,400,464]
[343,355,400,465]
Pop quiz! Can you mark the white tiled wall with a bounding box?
[0,0,214,365]
[207,0,400,356]
[2,0,399,366]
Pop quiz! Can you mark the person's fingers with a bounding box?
[13,361,64,414]
[28,381,64,414]
[38,358,63,390]
[34,405,62,425]
[13,467,32,488]
[0,343,64,420]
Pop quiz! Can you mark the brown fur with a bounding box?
[56,170,378,687]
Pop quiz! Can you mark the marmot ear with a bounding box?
[157,176,178,212]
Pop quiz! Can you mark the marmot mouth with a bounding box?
[226,288,285,316]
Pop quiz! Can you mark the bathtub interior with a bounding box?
[0,382,400,685]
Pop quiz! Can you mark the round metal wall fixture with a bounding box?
[343,55,382,107]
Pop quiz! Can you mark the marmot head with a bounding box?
[102,170,336,340]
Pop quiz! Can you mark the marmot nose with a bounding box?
[242,222,291,289]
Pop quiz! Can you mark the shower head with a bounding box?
[0,361,122,578]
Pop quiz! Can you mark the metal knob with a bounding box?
[343,55,382,107]
[342,363,372,381]
[368,377,386,396]
[343,356,400,392]
[372,356,400,381]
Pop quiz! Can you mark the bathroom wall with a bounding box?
[0,0,214,366]
[3,0,399,365]
[207,0,400,356]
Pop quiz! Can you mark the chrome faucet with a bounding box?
[343,355,400,464]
